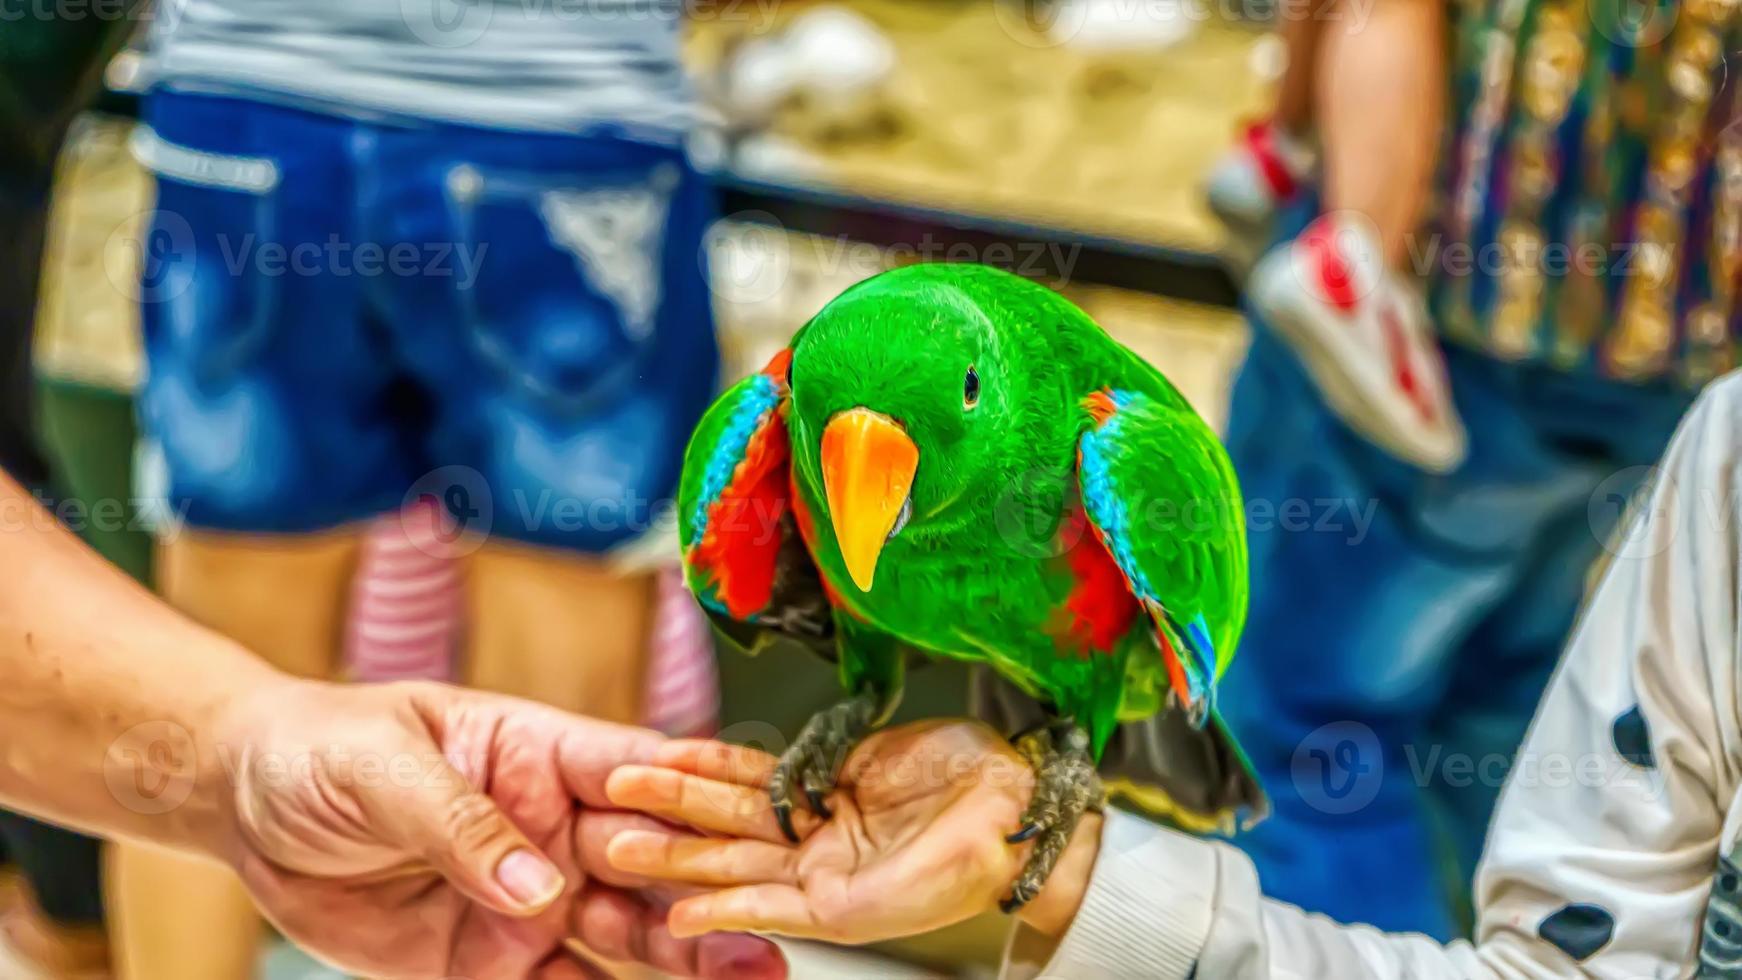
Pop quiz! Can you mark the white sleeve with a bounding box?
[1011,376,1742,980]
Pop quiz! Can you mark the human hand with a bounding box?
[601,720,1104,946]
[210,677,789,980]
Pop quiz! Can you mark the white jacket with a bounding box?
[1009,375,1742,979]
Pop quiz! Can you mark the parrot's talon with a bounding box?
[769,692,879,839]
[806,788,834,820]
[772,801,801,844]
[1001,722,1103,915]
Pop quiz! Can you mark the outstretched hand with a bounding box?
[213,678,788,980]
[602,720,1103,946]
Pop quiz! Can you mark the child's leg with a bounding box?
[1273,10,1325,138]
[464,544,655,723]
[1316,0,1445,266]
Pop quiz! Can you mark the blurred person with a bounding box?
[1202,0,1737,939]
[121,0,721,973]
[602,376,1742,975]
[0,7,151,975]
[0,469,786,980]
[1206,0,1463,472]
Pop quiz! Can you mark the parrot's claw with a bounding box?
[1001,723,1104,914]
[768,692,878,841]
[772,801,800,843]
[806,787,834,820]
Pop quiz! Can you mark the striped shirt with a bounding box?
[145,0,696,136]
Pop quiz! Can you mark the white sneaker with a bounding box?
[1249,215,1469,473]
[1204,120,1315,274]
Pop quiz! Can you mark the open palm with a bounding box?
[603,720,1040,944]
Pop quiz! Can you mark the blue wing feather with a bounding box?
[686,372,783,549]
[1078,388,1236,729]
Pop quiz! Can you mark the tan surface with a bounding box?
[692,0,1271,248]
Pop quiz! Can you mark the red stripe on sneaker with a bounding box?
[1302,223,1361,313]
[1378,304,1437,423]
[1244,122,1299,200]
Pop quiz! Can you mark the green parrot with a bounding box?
[678,263,1265,908]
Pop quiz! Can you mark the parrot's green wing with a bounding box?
[677,349,833,658]
[1077,388,1247,725]
[1075,387,1265,832]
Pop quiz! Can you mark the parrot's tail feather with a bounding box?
[1104,778,1237,836]
[970,667,1268,835]
[1096,708,1268,834]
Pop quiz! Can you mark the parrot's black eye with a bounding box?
[963,365,980,409]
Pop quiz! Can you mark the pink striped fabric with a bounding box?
[344,498,461,683]
[342,503,719,735]
[641,566,720,737]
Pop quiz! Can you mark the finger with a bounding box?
[406,682,665,809]
[636,911,700,978]
[607,829,799,887]
[606,765,815,843]
[570,883,649,966]
[555,720,669,808]
[569,885,787,980]
[380,757,566,917]
[538,949,610,980]
[654,739,780,787]
[668,885,822,940]
[574,810,678,889]
[697,932,791,980]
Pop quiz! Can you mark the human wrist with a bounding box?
[1016,810,1103,939]
[179,659,310,861]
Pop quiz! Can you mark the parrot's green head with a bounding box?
[788,264,1059,593]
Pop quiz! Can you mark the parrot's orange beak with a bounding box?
[821,407,918,592]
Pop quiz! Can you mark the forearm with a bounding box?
[0,475,274,855]
[1008,811,1519,980]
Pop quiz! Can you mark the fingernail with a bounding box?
[496,848,564,908]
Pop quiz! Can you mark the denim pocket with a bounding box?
[132,126,281,386]
[441,158,684,416]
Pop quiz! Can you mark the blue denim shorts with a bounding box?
[134,90,720,552]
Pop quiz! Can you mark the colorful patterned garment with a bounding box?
[1433,0,1742,386]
